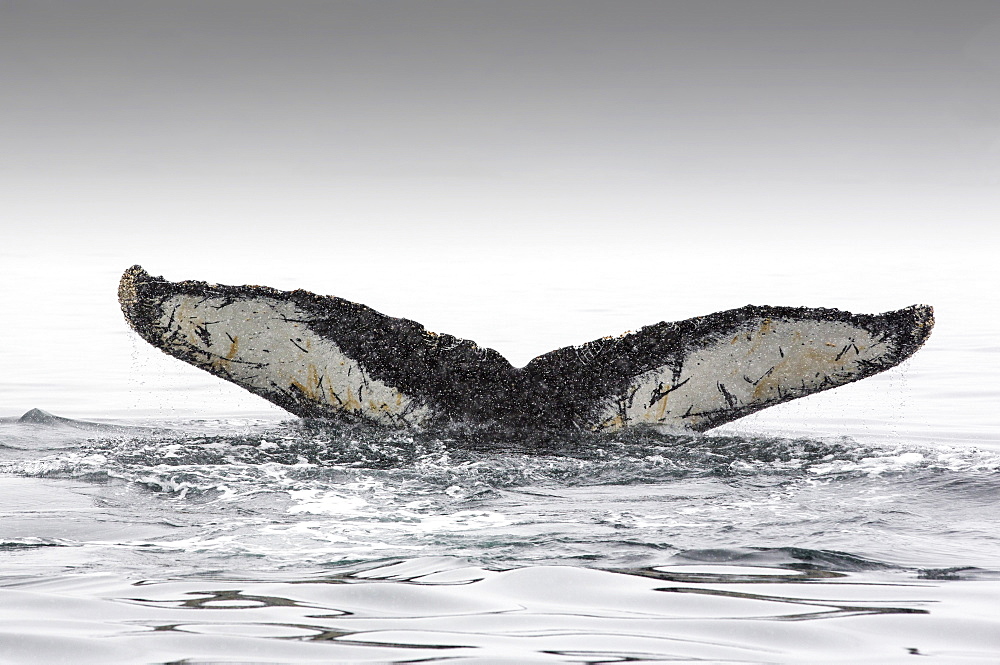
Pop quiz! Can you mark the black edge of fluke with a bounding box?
[119,265,934,434]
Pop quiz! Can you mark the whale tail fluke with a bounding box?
[120,266,933,433]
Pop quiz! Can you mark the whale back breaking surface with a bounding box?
[119,266,933,433]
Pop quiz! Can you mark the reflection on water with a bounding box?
[3,558,998,663]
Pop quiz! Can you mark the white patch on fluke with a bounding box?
[155,294,433,426]
[596,318,889,431]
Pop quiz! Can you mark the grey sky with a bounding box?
[3,1,998,186]
[1,0,998,255]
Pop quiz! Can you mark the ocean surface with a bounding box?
[2,252,999,663]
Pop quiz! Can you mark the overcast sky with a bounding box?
[3,0,999,251]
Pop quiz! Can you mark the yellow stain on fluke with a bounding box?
[343,387,361,411]
[595,414,624,431]
[654,388,670,420]
[209,334,241,373]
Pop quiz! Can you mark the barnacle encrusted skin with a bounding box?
[120,265,933,433]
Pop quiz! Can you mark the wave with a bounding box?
[4,418,998,491]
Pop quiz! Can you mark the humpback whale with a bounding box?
[119,266,933,433]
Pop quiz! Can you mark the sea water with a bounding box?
[2,246,999,663]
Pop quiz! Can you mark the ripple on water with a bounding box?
[1,558,999,663]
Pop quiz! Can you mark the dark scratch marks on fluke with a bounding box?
[717,382,739,409]
[119,265,934,434]
[648,377,691,408]
[194,324,212,348]
[744,367,775,386]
